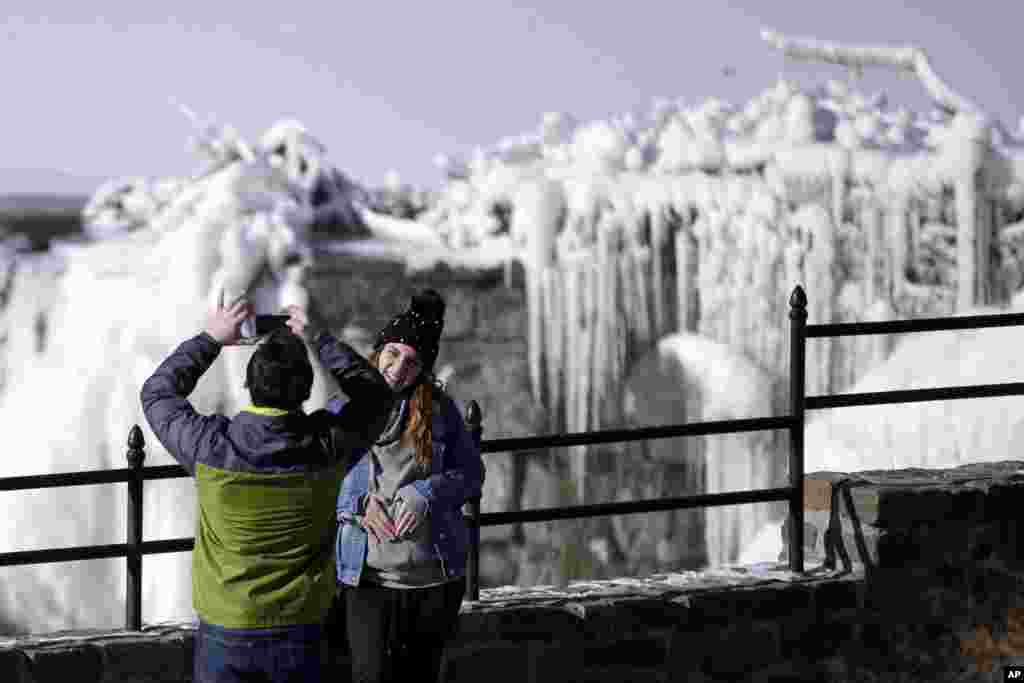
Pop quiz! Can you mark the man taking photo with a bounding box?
[140,296,394,683]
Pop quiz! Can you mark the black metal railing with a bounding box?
[5,285,1024,626]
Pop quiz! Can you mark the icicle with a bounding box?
[949,124,987,311]
[993,199,1007,302]
[675,221,697,333]
[526,264,544,405]
[579,250,600,504]
[542,266,562,426]
[829,147,850,227]
[955,171,978,311]
[728,262,745,357]
[976,196,992,306]
[618,234,635,341]
[591,224,610,434]
[808,203,836,396]
[604,222,619,424]
[634,245,652,344]
[650,208,668,337]
[564,256,580,436]
[863,200,880,304]
[908,200,921,271]
[609,234,628,429]
[504,257,514,289]
[886,197,909,303]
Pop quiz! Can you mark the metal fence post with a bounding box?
[788,286,807,574]
[464,401,483,601]
[126,424,146,630]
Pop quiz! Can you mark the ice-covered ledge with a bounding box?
[3,461,1024,683]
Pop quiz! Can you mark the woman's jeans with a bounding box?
[344,578,466,683]
[193,620,325,683]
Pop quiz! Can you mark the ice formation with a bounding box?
[0,111,357,632]
[363,30,1024,566]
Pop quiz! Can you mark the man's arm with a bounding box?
[313,330,396,453]
[139,333,228,475]
[139,295,248,474]
[284,303,395,452]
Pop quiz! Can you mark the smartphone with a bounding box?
[240,314,291,340]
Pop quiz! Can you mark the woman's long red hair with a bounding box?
[370,350,437,470]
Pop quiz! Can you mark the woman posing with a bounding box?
[329,289,485,683]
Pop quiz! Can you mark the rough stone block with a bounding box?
[827,519,1006,571]
[832,468,1024,531]
[24,644,103,683]
[865,567,976,624]
[686,582,814,625]
[582,632,669,669]
[531,640,583,683]
[702,621,780,677]
[570,598,690,637]
[578,665,667,683]
[0,649,32,683]
[810,573,863,612]
[457,605,580,644]
[442,641,533,683]
[665,628,715,678]
[97,636,186,683]
[985,478,1024,522]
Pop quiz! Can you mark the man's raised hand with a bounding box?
[285,305,312,340]
[205,292,252,345]
[285,302,329,342]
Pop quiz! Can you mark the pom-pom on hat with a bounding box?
[374,289,446,374]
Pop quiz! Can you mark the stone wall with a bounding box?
[3,461,1024,682]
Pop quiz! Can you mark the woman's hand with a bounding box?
[393,497,427,539]
[362,493,396,544]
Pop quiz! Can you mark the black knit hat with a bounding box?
[374,289,446,374]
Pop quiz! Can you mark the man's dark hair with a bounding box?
[245,329,314,410]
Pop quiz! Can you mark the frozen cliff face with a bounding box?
[0,116,353,634]
[388,41,1024,457]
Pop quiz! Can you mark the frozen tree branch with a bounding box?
[761,29,980,116]
[171,99,256,167]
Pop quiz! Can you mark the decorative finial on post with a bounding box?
[463,400,483,602]
[125,424,147,630]
[789,285,808,314]
[127,425,146,469]
[787,285,807,575]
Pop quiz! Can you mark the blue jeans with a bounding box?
[193,620,325,683]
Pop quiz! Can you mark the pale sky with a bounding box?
[3,1,1022,192]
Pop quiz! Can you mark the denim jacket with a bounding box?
[331,391,484,586]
